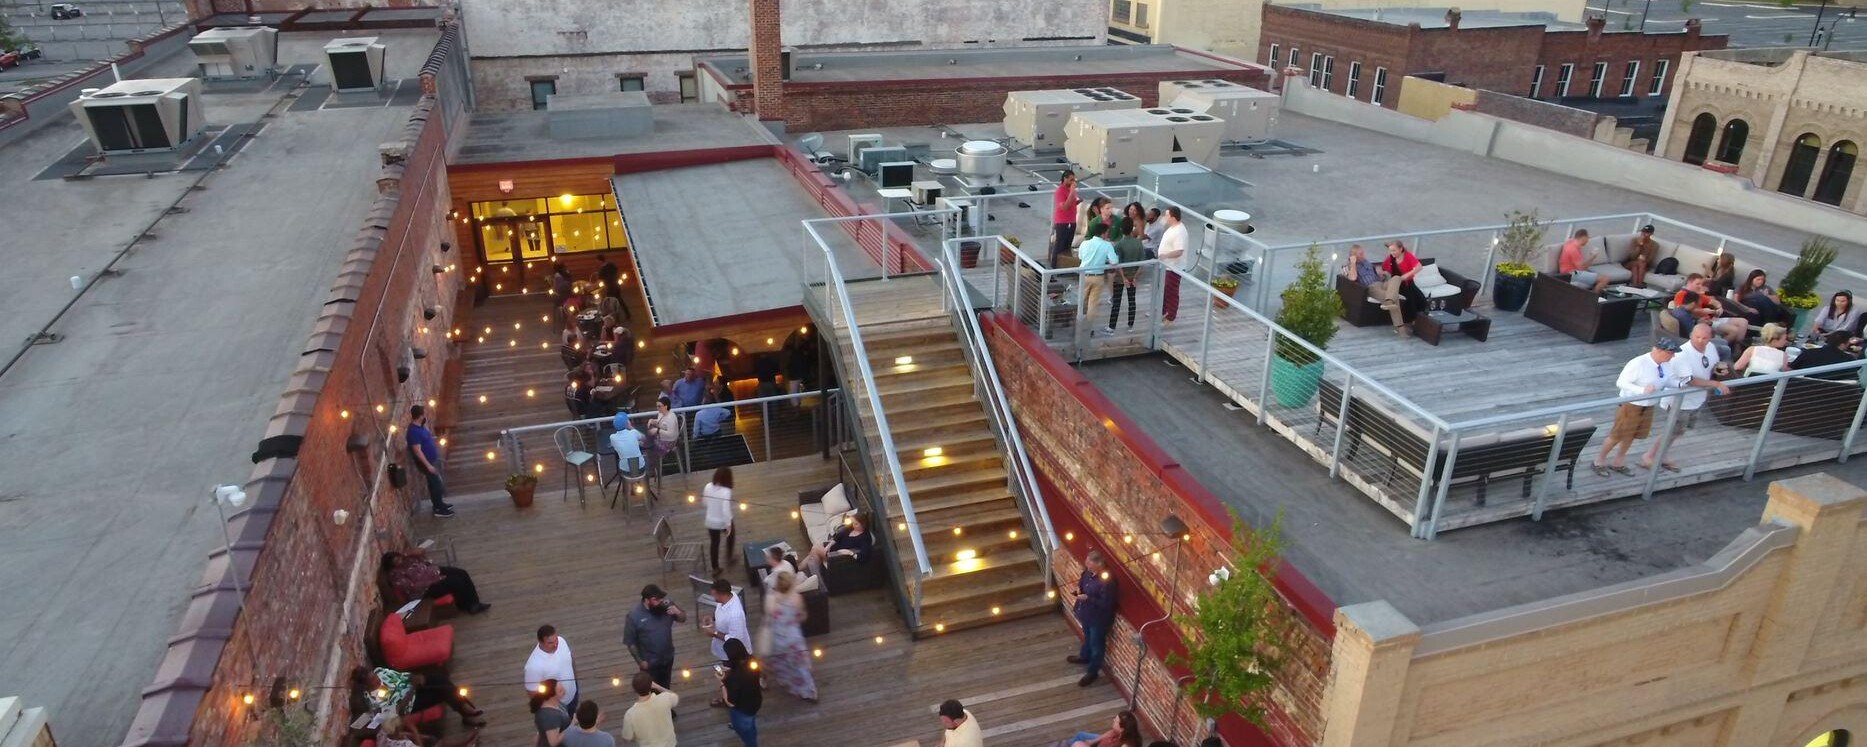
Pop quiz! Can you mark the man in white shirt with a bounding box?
[1077,222,1118,332]
[939,699,983,747]
[1155,207,1191,323]
[1641,323,1730,471]
[701,578,749,662]
[1595,339,1690,476]
[525,624,580,714]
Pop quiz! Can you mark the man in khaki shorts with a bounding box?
[1594,338,1681,476]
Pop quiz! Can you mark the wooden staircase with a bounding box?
[820,276,1053,637]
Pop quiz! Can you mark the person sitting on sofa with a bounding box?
[1339,244,1411,338]
[1380,240,1429,329]
[1737,270,1794,326]
[1673,275,1750,347]
[1559,229,1611,293]
[1735,323,1790,376]
[1806,290,1864,338]
[763,545,801,592]
[1626,224,1661,288]
[804,512,874,575]
[383,548,492,614]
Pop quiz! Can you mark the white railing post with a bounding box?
[1257,326,1276,426]
[1410,426,1443,540]
[1640,401,1683,500]
[1148,262,1165,350]
[1197,272,1217,383]
[1328,378,1354,479]
[1424,430,1462,540]
[1038,265,1053,340]
[1531,412,1570,521]
[1479,231,1500,298]
[1744,377,1792,481]
[762,400,772,461]
[879,218,892,280]
[1840,385,1867,463]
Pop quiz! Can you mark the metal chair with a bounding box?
[608,452,653,516]
[653,517,704,577]
[552,426,599,507]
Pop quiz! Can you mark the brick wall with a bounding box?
[728,68,1269,131]
[1473,89,1602,138]
[1259,5,1726,108]
[981,312,1334,746]
[747,0,786,121]
[120,27,470,747]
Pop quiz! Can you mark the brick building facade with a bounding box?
[1258,5,1726,108]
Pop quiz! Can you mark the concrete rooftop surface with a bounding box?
[611,159,864,326]
[451,102,776,165]
[1315,6,1583,30]
[1080,354,1867,624]
[699,43,1258,85]
[0,27,438,747]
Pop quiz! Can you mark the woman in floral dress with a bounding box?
[762,571,818,702]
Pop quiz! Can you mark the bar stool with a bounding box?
[553,426,599,507]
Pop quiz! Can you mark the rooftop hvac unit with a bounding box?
[1166,83,1281,142]
[911,180,942,205]
[189,26,277,80]
[1061,107,1225,179]
[856,145,908,174]
[877,162,915,189]
[845,133,883,164]
[68,78,205,155]
[1001,88,1142,151]
[323,36,386,92]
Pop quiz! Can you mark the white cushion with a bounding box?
[819,483,850,516]
[799,505,832,544]
[1421,283,1461,299]
[1413,264,1446,288]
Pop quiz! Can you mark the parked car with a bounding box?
[49,3,83,19]
[0,51,18,70]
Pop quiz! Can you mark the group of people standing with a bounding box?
[1050,170,1193,332]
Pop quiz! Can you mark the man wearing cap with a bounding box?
[1594,338,1687,476]
[623,585,686,690]
[1626,224,1661,288]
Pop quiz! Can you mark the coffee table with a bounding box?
[1415,310,1491,346]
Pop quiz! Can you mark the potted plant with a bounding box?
[1270,245,1341,408]
[505,472,538,508]
[1212,275,1242,308]
[1000,235,1023,266]
[1171,513,1292,739]
[1777,236,1837,332]
[1491,209,1547,312]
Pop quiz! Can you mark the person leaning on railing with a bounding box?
[1107,217,1145,333]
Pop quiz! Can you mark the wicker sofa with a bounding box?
[796,483,888,595]
[1337,259,1480,327]
[1524,272,1642,343]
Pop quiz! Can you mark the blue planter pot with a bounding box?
[1270,356,1326,409]
[1492,272,1533,312]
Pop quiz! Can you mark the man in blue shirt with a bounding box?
[1065,550,1117,686]
[1077,223,1118,336]
[405,405,453,518]
[671,368,707,409]
[692,399,732,439]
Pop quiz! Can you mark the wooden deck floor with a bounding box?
[407,455,1125,747]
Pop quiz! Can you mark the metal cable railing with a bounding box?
[937,237,1059,588]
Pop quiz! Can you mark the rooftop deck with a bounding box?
[0,28,441,747]
[1079,353,1867,624]
[412,455,1124,747]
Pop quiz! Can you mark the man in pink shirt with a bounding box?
[1050,170,1080,267]
[1559,228,1610,292]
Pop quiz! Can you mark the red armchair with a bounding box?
[378,612,453,671]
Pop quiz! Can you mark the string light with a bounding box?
[612,677,622,687]
[991,606,1001,615]
[339,410,350,419]
[526,389,536,398]
[873,636,885,644]
[458,687,470,698]
[1123,535,1133,544]
[241,693,254,705]
[687,495,697,504]
[375,404,385,414]
[478,395,488,404]
[534,464,545,474]
[487,451,497,461]
[813,648,823,658]
[1009,530,1019,539]
[288,688,301,700]
[681,669,691,679]
[428,399,436,408]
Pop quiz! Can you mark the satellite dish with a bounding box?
[798,132,824,152]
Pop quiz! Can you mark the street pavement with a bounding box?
[1590,0,1866,49]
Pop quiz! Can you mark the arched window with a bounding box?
[1812,140,1859,206]
[1779,132,1824,197]
[1715,118,1750,164]
[1805,730,1851,747]
[1683,113,1716,165]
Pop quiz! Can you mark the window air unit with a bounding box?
[189,26,278,80]
[323,36,387,92]
[845,133,883,164]
[68,78,205,155]
[878,162,915,189]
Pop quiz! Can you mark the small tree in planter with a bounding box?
[1491,210,1548,312]
[506,472,538,508]
[1270,245,1341,407]
[1778,236,1838,331]
[1172,514,1293,738]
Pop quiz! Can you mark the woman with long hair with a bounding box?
[760,570,819,702]
[1069,710,1143,747]
[718,639,763,746]
[1808,290,1864,337]
[703,467,735,574]
[1738,269,1792,325]
[529,678,570,747]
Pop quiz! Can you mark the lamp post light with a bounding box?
[212,484,250,612]
[1129,514,1190,712]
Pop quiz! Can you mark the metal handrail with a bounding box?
[1444,357,1867,431]
[802,222,935,590]
[937,238,1059,573]
[497,389,838,473]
